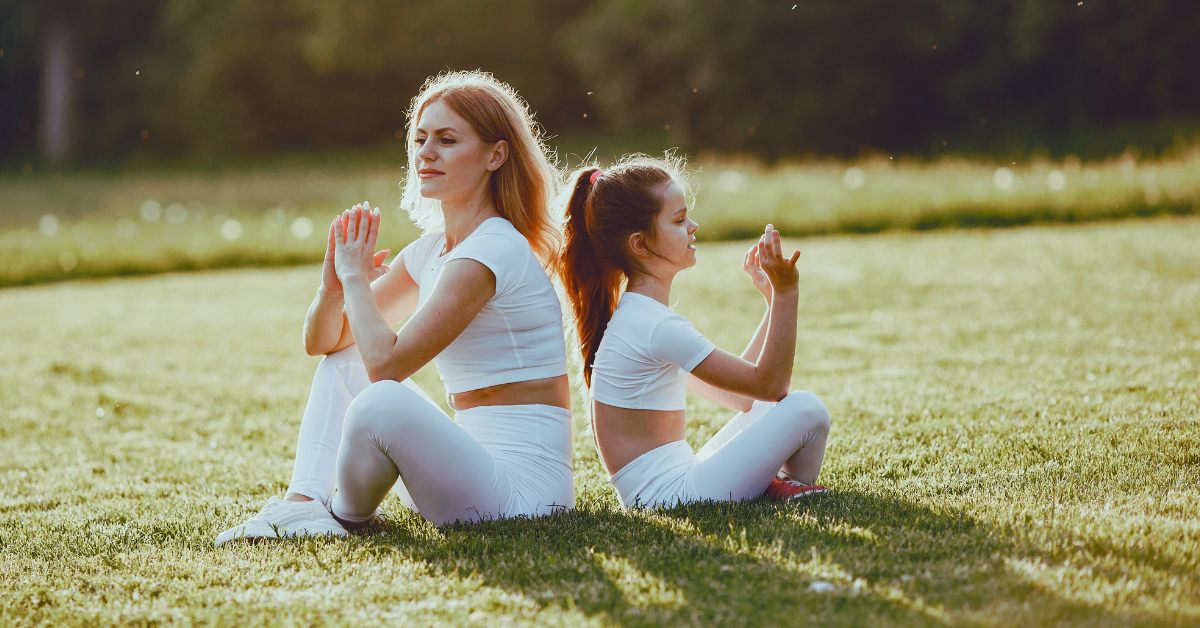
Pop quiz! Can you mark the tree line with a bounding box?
[2,0,1197,164]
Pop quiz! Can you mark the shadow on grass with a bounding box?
[350,488,1179,627]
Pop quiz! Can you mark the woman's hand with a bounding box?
[756,223,800,294]
[332,203,390,285]
[320,219,344,297]
[742,243,772,303]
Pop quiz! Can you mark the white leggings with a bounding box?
[609,391,830,509]
[287,347,573,525]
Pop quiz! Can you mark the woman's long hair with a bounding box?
[555,154,689,387]
[400,71,561,266]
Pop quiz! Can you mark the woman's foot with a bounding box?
[764,475,828,500]
[215,496,348,547]
[331,508,391,535]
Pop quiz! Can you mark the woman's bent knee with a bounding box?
[343,380,420,439]
[314,345,364,383]
[320,345,362,369]
[780,390,831,432]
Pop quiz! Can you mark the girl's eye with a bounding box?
[440,137,456,145]
[415,137,426,145]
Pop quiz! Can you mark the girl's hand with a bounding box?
[742,244,772,303]
[332,203,390,285]
[755,224,800,293]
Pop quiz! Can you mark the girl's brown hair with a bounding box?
[400,71,561,265]
[555,154,688,387]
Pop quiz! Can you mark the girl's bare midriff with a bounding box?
[592,401,685,476]
[448,374,572,412]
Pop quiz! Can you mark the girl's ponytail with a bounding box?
[555,154,687,389]
[557,168,621,387]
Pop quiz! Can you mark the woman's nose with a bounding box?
[418,142,436,161]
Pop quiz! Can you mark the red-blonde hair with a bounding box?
[400,71,561,266]
[555,154,689,387]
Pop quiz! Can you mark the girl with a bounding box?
[216,71,573,544]
[556,156,831,509]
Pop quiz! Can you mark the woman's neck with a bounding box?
[626,270,675,306]
[440,187,501,251]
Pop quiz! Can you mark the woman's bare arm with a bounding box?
[333,207,495,382]
[304,207,418,356]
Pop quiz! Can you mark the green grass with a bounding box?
[2,218,1198,626]
[3,148,1199,288]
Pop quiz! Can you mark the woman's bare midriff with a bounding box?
[448,374,572,411]
[592,401,686,476]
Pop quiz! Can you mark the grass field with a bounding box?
[1,217,1197,626]
[2,147,1197,289]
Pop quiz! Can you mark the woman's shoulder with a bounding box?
[451,218,534,265]
[474,217,529,248]
[402,231,447,266]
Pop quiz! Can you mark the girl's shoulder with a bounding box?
[609,293,683,336]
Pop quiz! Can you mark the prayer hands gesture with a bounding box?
[754,224,800,295]
[329,203,390,288]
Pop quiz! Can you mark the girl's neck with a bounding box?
[626,270,675,306]
[440,189,501,252]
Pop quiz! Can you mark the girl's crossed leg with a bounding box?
[692,391,831,502]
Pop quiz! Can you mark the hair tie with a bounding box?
[589,170,604,185]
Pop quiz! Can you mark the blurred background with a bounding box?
[2,0,1198,286]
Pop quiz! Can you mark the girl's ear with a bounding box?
[628,231,653,259]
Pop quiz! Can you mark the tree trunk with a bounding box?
[39,1,76,163]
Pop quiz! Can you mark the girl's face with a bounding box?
[413,99,506,203]
[648,179,699,270]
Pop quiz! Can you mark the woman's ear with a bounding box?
[486,140,510,172]
[628,231,653,259]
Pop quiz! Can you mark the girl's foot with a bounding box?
[764,475,828,500]
[215,496,348,547]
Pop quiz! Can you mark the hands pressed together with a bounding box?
[743,223,800,301]
[322,203,391,295]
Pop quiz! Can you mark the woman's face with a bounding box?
[413,99,505,203]
[648,179,698,270]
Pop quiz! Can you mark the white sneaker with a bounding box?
[215,497,348,547]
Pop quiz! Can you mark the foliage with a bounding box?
[1,219,1198,625]
[2,0,1199,162]
[570,0,1200,158]
[1,0,593,161]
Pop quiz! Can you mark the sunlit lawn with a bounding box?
[1,217,1197,626]
[2,148,1197,288]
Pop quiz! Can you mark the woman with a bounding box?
[216,71,572,545]
[556,155,831,510]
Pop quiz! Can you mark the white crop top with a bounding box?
[399,217,568,394]
[590,292,717,411]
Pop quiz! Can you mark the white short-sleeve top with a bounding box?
[399,217,568,394]
[590,292,717,411]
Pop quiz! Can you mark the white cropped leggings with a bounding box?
[286,347,573,525]
[609,391,831,509]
